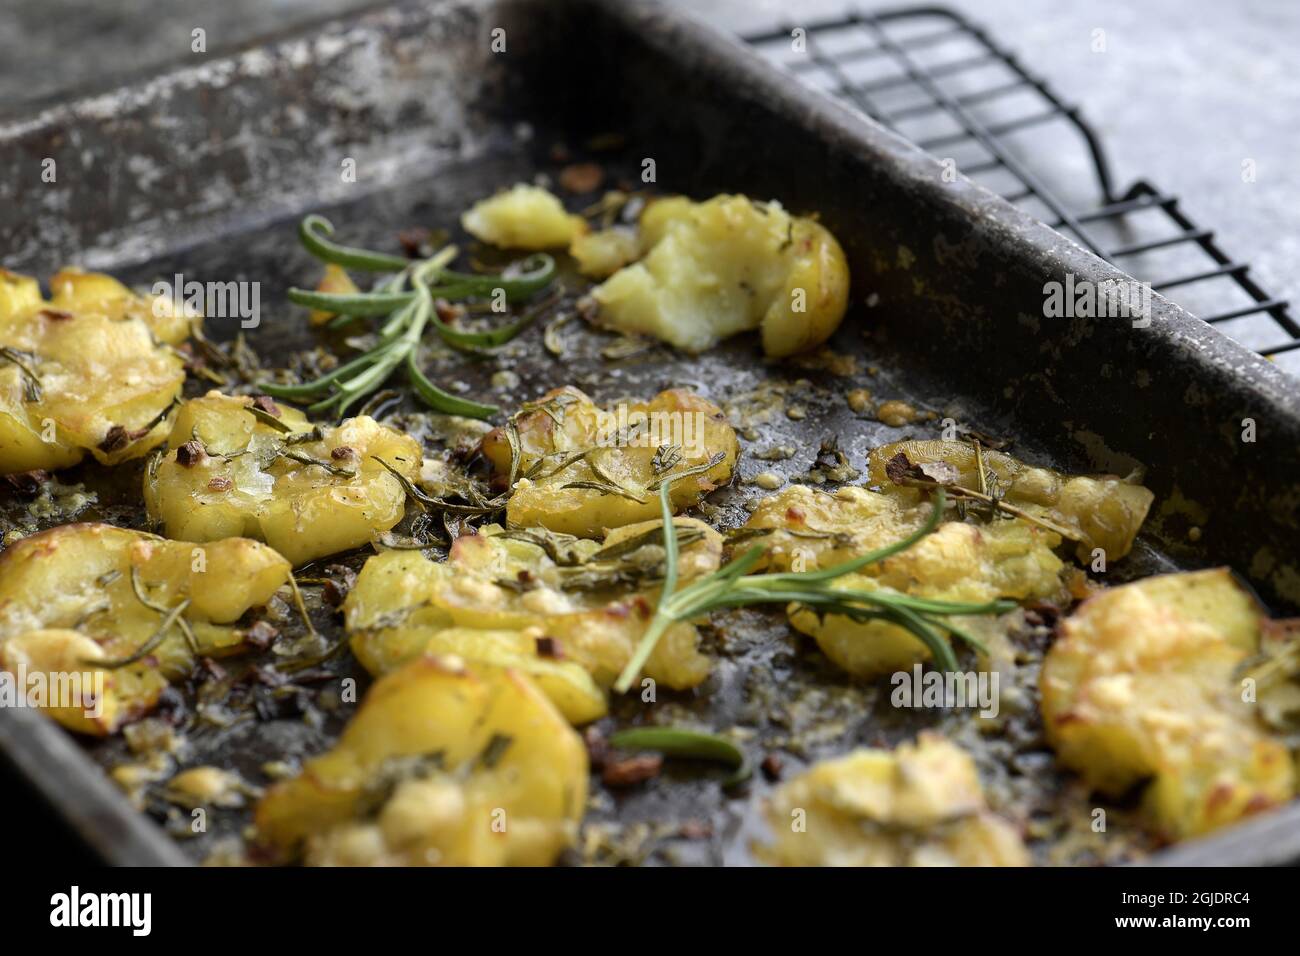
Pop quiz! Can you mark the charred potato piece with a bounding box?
[255,654,588,866]
[0,523,289,735]
[758,734,1029,866]
[460,184,586,250]
[0,268,191,474]
[480,386,738,537]
[867,440,1154,562]
[345,518,723,709]
[591,194,850,357]
[742,485,1065,677]
[1040,568,1294,839]
[143,391,421,565]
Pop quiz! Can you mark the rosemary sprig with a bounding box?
[612,484,1014,693]
[264,215,560,420]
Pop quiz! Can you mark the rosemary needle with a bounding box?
[609,727,752,789]
[97,598,192,669]
[612,484,1015,693]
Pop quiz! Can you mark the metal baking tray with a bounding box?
[1,0,1298,867]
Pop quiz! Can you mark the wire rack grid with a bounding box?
[743,6,1300,373]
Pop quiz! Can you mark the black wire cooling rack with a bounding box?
[742,6,1300,369]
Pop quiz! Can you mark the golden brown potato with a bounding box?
[569,227,640,279]
[867,440,1154,563]
[741,484,1065,677]
[307,264,359,326]
[1040,568,1294,839]
[255,654,588,866]
[345,517,723,707]
[46,268,193,346]
[0,267,191,474]
[0,523,289,735]
[757,734,1029,866]
[480,386,738,537]
[143,391,421,565]
[591,194,850,357]
[460,184,587,250]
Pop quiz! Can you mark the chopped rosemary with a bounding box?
[274,570,355,674]
[97,598,192,670]
[372,456,508,517]
[504,419,523,490]
[543,312,574,357]
[87,565,197,668]
[277,448,356,478]
[283,425,326,445]
[884,451,1083,543]
[246,405,293,433]
[612,484,1014,693]
[0,346,43,401]
[587,452,643,501]
[517,391,580,426]
[477,733,514,770]
[521,448,593,481]
[651,443,683,475]
[128,565,197,655]
[588,522,705,564]
[495,528,590,566]
[561,479,647,504]
[646,451,726,492]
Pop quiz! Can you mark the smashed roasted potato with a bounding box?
[1041,568,1295,839]
[461,183,587,250]
[0,267,191,473]
[0,523,289,735]
[742,484,1065,677]
[591,194,850,357]
[758,734,1029,866]
[569,227,640,279]
[255,654,588,866]
[480,386,738,537]
[867,440,1154,563]
[143,391,421,565]
[346,517,724,711]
